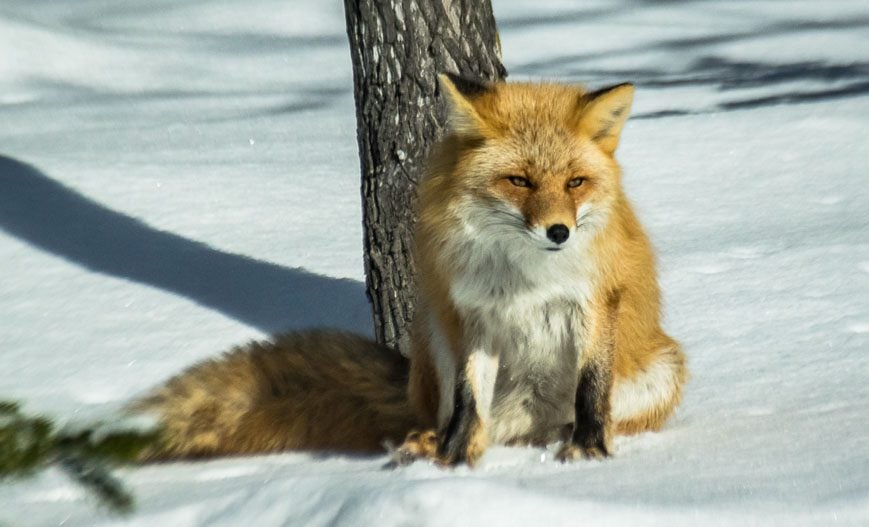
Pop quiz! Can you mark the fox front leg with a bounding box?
[438,348,499,467]
[557,359,614,460]
[558,290,620,461]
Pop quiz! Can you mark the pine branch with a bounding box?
[58,454,135,514]
[0,400,160,514]
[0,401,54,477]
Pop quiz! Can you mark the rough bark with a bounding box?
[344,1,506,354]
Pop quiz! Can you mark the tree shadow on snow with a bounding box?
[516,16,869,77]
[0,155,372,336]
[512,14,869,117]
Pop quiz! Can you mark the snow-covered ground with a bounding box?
[1,0,867,525]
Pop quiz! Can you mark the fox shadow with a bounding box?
[0,155,372,336]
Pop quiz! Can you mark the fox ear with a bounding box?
[438,73,492,137]
[578,83,634,155]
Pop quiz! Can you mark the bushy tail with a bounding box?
[610,341,687,435]
[129,330,418,461]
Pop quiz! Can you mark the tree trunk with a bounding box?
[344,1,506,355]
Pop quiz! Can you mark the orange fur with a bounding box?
[133,77,685,465]
[406,77,686,462]
[132,331,416,460]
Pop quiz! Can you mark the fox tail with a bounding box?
[130,330,417,460]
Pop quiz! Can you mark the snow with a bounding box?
[1,0,867,525]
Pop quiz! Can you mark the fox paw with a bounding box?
[386,429,439,467]
[437,424,487,467]
[556,441,611,462]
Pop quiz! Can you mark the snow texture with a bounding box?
[1,0,867,525]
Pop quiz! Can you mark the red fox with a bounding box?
[132,75,686,466]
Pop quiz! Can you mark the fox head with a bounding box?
[426,74,633,254]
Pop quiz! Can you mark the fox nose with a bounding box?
[546,224,570,244]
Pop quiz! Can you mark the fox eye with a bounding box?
[507,176,532,188]
[567,177,585,189]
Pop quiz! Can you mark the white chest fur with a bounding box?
[429,198,606,444]
[447,245,596,445]
[484,298,583,444]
